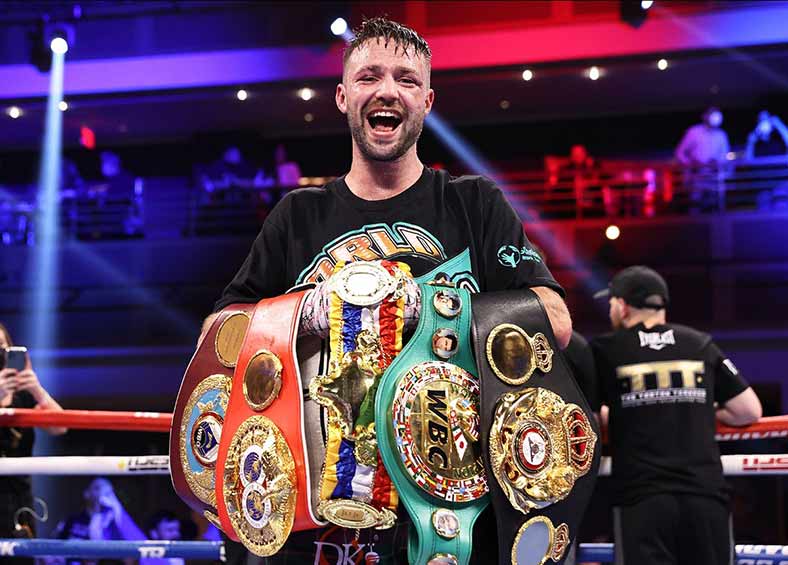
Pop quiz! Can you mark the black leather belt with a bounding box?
[471,289,600,565]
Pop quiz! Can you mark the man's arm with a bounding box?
[198,312,221,345]
[716,387,762,427]
[531,286,572,349]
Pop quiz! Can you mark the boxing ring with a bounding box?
[1,408,787,563]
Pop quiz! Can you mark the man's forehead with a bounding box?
[346,38,427,72]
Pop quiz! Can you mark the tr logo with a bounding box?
[0,541,20,556]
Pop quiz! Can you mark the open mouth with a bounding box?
[366,110,403,135]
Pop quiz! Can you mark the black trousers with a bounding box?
[613,493,733,565]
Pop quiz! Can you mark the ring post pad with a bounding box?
[171,304,254,516]
[471,289,601,564]
[214,291,324,557]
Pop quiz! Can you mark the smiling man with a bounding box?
[210,17,571,564]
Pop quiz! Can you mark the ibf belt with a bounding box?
[376,283,489,565]
[309,260,409,530]
[471,290,600,565]
[170,304,254,519]
[214,291,324,557]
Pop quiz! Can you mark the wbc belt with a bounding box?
[471,290,600,565]
[170,304,254,520]
[214,291,323,557]
[376,283,489,565]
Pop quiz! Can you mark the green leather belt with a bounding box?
[376,283,489,565]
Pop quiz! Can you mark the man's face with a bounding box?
[84,478,113,506]
[336,39,434,162]
[609,298,626,329]
[153,519,181,541]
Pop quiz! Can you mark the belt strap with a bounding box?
[215,291,323,557]
[171,304,254,517]
[471,289,600,565]
[376,283,489,565]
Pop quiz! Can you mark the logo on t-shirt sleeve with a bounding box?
[497,245,542,268]
[722,358,738,376]
[638,330,675,351]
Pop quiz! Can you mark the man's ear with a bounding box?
[336,83,347,115]
[424,88,435,116]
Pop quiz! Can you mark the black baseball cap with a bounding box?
[593,266,669,309]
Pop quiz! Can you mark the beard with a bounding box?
[348,105,425,162]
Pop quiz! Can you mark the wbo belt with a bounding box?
[214,291,324,557]
[376,282,489,565]
[471,289,600,565]
[170,303,254,520]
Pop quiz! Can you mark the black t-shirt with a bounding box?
[564,331,598,410]
[591,322,749,505]
[215,166,562,310]
[214,167,561,563]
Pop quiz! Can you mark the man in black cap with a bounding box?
[590,265,762,565]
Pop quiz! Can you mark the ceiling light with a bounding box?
[522,69,533,81]
[657,58,668,71]
[605,225,621,240]
[588,66,601,81]
[499,100,510,110]
[7,106,22,119]
[58,101,68,111]
[304,113,314,122]
[331,18,348,37]
[298,88,315,101]
[641,1,654,9]
[50,36,68,55]
[236,89,248,101]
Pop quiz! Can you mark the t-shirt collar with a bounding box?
[333,166,434,211]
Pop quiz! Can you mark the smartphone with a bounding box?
[4,347,28,371]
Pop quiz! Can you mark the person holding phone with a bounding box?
[0,322,67,563]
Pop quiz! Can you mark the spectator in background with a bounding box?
[675,107,730,211]
[53,477,145,564]
[0,323,66,565]
[274,143,302,188]
[746,110,788,159]
[675,107,730,166]
[140,510,183,565]
[201,146,259,193]
[92,151,135,200]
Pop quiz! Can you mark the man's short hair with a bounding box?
[146,510,179,532]
[343,17,431,73]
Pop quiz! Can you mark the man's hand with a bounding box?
[199,313,220,345]
[531,286,572,349]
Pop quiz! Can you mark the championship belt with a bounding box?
[309,260,410,530]
[471,290,600,565]
[170,304,254,521]
[376,282,489,565]
[214,291,324,557]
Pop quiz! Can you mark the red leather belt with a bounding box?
[214,290,323,556]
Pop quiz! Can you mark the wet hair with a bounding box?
[343,17,431,73]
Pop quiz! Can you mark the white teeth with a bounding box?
[369,111,399,119]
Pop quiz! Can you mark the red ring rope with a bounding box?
[0,408,171,432]
[1,409,787,438]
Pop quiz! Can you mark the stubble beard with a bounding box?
[348,107,425,163]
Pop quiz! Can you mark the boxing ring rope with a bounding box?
[0,539,786,563]
[2,408,788,438]
[0,408,171,432]
[1,453,786,476]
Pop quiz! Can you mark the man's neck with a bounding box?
[345,145,424,201]
[623,311,666,329]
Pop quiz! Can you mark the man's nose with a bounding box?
[374,74,398,102]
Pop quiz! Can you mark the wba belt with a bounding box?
[170,304,254,520]
[376,282,489,565]
[471,290,600,565]
[309,260,409,530]
[214,291,324,557]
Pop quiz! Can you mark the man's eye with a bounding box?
[400,78,417,85]
[359,76,376,83]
